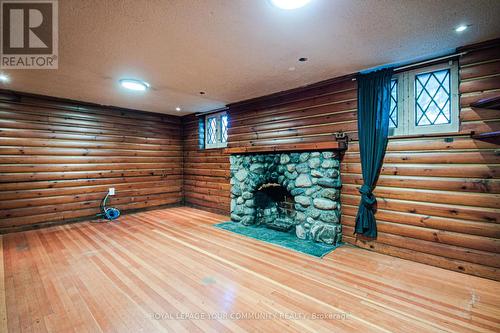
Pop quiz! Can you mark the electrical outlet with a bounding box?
[108,188,115,196]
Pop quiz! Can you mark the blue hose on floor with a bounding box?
[98,193,120,221]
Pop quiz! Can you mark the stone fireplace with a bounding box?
[230,151,342,245]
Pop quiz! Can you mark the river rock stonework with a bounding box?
[230,151,342,245]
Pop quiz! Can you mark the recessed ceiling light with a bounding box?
[119,79,150,91]
[175,107,181,111]
[0,73,10,83]
[455,25,468,33]
[271,0,312,10]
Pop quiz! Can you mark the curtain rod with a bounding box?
[195,106,228,117]
[351,51,468,81]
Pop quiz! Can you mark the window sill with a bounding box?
[387,130,470,140]
[202,146,227,151]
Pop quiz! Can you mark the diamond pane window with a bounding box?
[204,111,228,149]
[387,62,458,137]
[221,114,228,143]
[207,117,217,144]
[415,69,451,126]
[389,79,398,128]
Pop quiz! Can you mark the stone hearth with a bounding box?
[230,151,342,245]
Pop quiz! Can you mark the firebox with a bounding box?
[254,183,296,231]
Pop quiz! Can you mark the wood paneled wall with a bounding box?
[182,115,230,214]
[0,92,183,232]
[1,41,498,280]
[183,40,500,280]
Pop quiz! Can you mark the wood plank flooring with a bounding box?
[2,206,500,332]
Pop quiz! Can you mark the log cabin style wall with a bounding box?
[0,92,183,232]
[0,40,497,281]
[183,39,500,281]
[182,115,230,214]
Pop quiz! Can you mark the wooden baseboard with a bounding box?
[0,203,183,234]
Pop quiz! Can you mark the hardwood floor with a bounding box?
[2,207,499,332]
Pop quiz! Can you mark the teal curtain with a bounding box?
[354,68,393,238]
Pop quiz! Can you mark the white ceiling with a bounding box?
[1,0,500,115]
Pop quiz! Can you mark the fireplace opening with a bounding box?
[254,183,296,232]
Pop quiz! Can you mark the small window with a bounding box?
[205,111,228,149]
[389,61,459,136]
[389,79,398,129]
[415,69,451,126]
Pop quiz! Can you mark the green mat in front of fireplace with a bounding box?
[214,222,341,258]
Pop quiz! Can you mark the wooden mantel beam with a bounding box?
[223,141,347,154]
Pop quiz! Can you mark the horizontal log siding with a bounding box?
[2,40,498,281]
[222,42,500,281]
[182,115,230,214]
[0,95,183,231]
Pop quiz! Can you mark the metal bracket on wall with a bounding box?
[333,132,349,159]
[334,132,348,143]
[334,132,346,139]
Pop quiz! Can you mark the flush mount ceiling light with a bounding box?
[271,0,312,10]
[455,24,468,33]
[0,73,10,83]
[119,79,150,91]
[175,107,181,111]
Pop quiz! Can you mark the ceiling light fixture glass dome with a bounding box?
[119,79,150,91]
[0,73,10,83]
[271,0,312,10]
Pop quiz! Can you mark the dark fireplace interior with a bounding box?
[254,183,296,232]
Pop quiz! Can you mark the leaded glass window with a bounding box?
[415,69,451,126]
[221,114,228,143]
[389,79,398,128]
[204,111,228,148]
[388,61,458,136]
[207,117,217,144]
